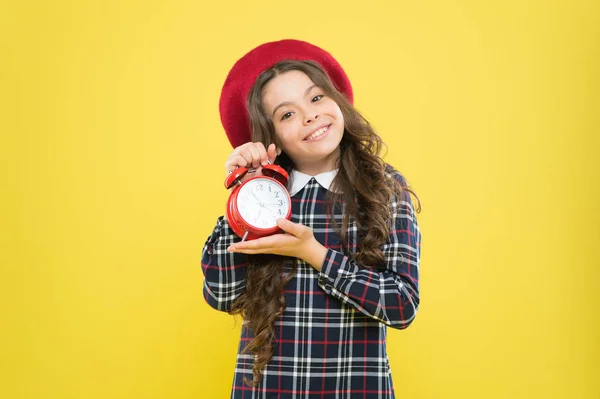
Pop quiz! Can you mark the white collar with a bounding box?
[288,169,339,196]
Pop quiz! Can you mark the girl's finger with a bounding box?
[246,145,262,169]
[232,239,265,250]
[225,154,248,173]
[254,142,269,166]
[228,247,275,254]
[226,142,253,169]
[240,149,252,168]
[233,243,279,254]
[267,143,278,163]
[276,218,300,236]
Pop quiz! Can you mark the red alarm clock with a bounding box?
[224,163,292,241]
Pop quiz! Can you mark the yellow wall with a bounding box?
[2,0,598,398]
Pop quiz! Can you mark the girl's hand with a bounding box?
[226,218,327,271]
[224,142,281,183]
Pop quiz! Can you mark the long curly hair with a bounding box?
[229,60,421,387]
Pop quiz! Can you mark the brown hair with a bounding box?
[229,60,421,387]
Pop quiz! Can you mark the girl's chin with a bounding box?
[305,143,341,161]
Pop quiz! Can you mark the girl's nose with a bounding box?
[305,113,320,124]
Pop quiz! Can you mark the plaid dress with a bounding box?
[201,167,421,399]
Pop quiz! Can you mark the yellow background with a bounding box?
[2,0,599,398]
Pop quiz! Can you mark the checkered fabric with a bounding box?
[201,167,421,399]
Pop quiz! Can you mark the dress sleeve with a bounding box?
[200,216,248,312]
[317,171,421,329]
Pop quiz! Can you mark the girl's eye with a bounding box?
[312,94,324,102]
[281,112,293,121]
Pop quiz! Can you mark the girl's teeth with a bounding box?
[306,126,328,141]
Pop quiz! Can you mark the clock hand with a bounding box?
[260,206,277,215]
[250,191,263,206]
[261,206,286,219]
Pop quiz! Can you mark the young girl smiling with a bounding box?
[202,39,422,399]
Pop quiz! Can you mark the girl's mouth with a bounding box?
[303,125,331,141]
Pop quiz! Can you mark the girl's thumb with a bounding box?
[268,143,279,162]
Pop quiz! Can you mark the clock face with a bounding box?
[237,178,290,229]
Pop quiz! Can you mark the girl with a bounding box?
[201,39,421,399]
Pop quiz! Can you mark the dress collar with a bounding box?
[288,169,339,196]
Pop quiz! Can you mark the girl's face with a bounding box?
[261,70,344,175]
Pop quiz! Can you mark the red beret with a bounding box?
[219,39,354,149]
